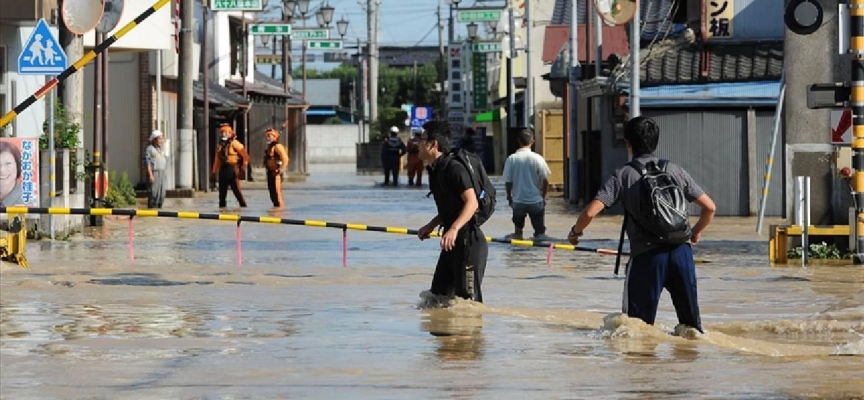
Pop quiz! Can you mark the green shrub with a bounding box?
[787,241,846,260]
[103,171,138,208]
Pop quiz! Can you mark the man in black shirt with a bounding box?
[416,120,489,302]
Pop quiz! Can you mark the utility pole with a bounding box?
[438,2,446,114]
[101,37,109,172]
[367,0,379,126]
[357,38,366,142]
[59,0,85,151]
[850,0,864,263]
[92,31,104,224]
[177,0,195,189]
[507,6,516,129]
[202,0,211,192]
[568,0,580,203]
[283,34,292,93]
[241,12,251,181]
[524,0,532,128]
[630,0,641,117]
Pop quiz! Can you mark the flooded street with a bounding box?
[2,164,863,399]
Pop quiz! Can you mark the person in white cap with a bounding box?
[144,130,167,208]
[380,126,405,186]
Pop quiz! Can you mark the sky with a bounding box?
[253,0,487,75]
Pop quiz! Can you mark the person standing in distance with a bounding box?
[502,128,552,241]
[568,116,716,334]
[416,119,489,303]
[381,126,406,186]
[144,130,167,209]
[211,124,250,209]
[263,128,290,209]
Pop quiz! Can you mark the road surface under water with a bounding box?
[1,164,863,399]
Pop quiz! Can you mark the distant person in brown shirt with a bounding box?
[263,128,290,208]
[211,124,249,208]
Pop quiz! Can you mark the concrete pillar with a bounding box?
[785,0,848,224]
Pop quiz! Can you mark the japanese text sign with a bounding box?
[705,0,734,40]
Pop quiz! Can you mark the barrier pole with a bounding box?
[342,228,348,268]
[236,221,243,267]
[128,216,135,265]
[0,206,717,262]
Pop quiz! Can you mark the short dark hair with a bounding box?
[421,119,454,153]
[465,127,475,136]
[0,141,22,179]
[623,116,659,156]
[517,129,534,147]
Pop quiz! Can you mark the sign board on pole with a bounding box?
[307,40,343,50]
[472,42,501,52]
[292,28,330,40]
[458,9,503,22]
[411,107,432,128]
[472,52,488,110]
[18,19,67,75]
[447,44,464,110]
[212,0,264,11]
[250,24,291,35]
[831,108,852,145]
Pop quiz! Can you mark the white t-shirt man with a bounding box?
[502,148,551,204]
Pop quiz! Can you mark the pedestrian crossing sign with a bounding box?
[18,18,67,75]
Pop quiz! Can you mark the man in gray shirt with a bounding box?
[144,130,168,209]
[567,116,716,335]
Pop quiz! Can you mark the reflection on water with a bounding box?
[420,307,486,363]
[2,171,864,398]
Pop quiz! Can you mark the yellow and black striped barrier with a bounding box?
[1,206,711,267]
[0,206,624,253]
[0,0,170,129]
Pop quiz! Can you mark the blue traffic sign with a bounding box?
[18,18,67,75]
[410,107,433,128]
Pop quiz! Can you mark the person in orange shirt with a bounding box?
[406,129,424,186]
[263,128,290,208]
[211,124,249,208]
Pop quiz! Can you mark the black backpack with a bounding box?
[615,159,692,274]
[433,148,497,227]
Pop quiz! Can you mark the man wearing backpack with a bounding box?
[416,119,493,303]
[567,116,716,334]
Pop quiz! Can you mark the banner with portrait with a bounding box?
[0,138,40,207]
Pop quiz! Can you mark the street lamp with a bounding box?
[320,2,335,26]
[316,9,325,27]
[297,0,310,26]
[467,22,478,40]
[337,16,349,38]
[445,0,461,6]
[282,0,295,17]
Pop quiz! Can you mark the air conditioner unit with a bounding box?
[148,43,200,81]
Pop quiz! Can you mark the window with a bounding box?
[229,19,240,76]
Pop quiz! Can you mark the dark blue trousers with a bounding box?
[624,243,703,333]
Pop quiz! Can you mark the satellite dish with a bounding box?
[96,0,124,33]
[592,0,638,27]
[61,0,105,35]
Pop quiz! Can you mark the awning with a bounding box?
[193,80,249,110]
[623,80,782,107]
